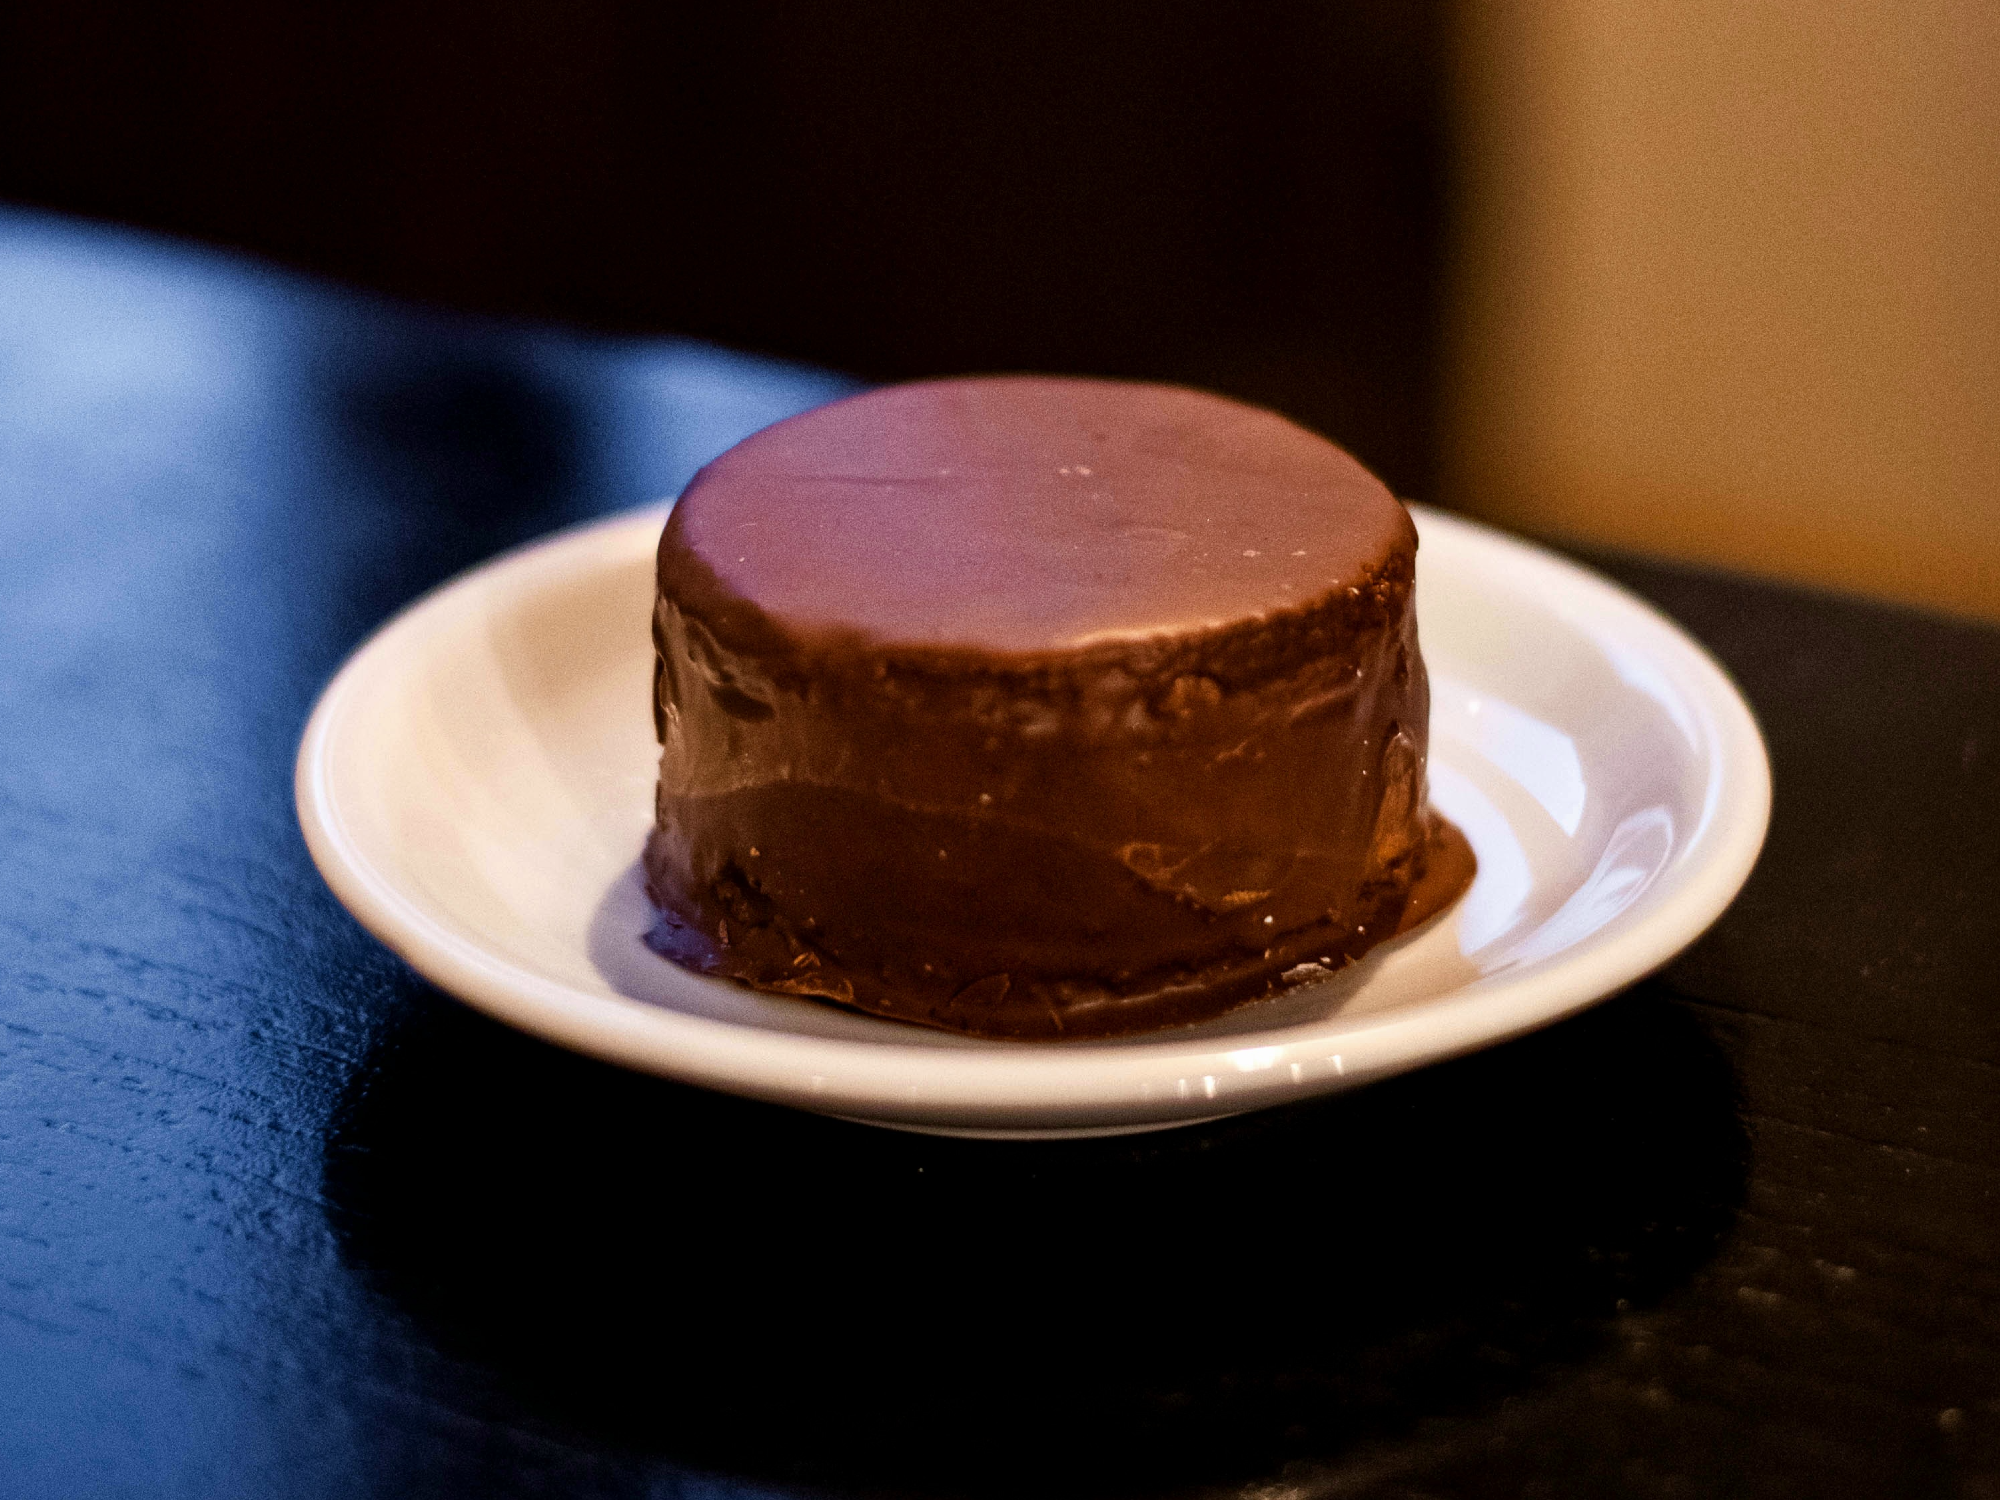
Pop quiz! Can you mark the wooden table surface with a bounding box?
[2,206,1996,1500]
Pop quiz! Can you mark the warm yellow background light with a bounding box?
[1444,0,2000,620]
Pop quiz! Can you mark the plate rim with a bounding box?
[295,503,1771,1131]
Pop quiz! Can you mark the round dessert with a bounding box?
[644,376,1474,1039]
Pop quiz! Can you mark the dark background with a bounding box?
[0,0,1450,498]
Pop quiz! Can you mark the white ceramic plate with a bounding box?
[296,504,1769,1138]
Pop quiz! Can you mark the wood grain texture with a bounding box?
[0,209,1995,1499]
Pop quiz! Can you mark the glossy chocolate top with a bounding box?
[662,376,1411,659]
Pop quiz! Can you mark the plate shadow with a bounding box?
[323,983,1747,1497]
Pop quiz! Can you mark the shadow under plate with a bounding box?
[322,979,1747,1498]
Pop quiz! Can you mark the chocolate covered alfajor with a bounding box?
[644,376,1472,1039]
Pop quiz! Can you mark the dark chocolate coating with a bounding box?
[645,376,1472,1038]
